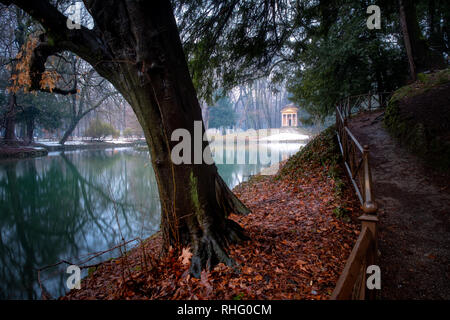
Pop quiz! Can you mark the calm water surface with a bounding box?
[0,143,303,299]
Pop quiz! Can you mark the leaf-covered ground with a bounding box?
[62,126,362,300]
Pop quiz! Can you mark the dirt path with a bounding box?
[349,111,450,299]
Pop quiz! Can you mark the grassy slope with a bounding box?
[384,68,450,171]
[278,125,353,220]
[279,126,340,179]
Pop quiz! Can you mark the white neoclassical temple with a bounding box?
[280,104,299,127]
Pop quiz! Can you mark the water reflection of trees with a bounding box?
[0,145,301,299]
[215,144,303,188]
[0,149,160,299]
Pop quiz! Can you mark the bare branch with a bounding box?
[80,91,119,118]
[1,0,112,93]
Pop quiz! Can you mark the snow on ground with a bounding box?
[109,139,137,144]
[35,139,140,146]
[35,141,62,146]
[259,132,309,142]
[36,140,82,146]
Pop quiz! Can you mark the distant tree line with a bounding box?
[0,4,143,144]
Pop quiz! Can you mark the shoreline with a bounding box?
[0,139,147,160]
[0,129,310,160]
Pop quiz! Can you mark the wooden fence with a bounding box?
[336,92,391,119]
[330,92,390,300]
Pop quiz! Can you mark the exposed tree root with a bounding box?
[215,174,251,216]
[189,219,249,278]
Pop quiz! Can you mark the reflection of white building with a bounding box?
[281,104,299,127]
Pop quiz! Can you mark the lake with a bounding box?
[0,143,303,299]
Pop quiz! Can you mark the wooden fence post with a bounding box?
[347,96,350,117]
[362,145,377,214]
[343,118,348,162]
[360,144,378,299]
[358,213,379,299]
[359,214,378,244]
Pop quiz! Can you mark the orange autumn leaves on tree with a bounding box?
[8,35,61,94]
[39,70,61,92]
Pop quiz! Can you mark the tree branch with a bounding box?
[1,0,112,88]
[27,36,77,95]
[80,91,119,119]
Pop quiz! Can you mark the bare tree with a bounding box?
[58,55,118,144]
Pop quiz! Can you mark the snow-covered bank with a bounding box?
[259,132,309,142]
[0,139,146,159]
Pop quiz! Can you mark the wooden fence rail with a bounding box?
[331,92,390,300]
[337,92,391,119]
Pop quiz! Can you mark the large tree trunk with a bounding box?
[102,2,250,276]
[3,94,17,141]
[399,0,417,81]
[399,0,446,74]
[4,116,16,141]
[25,118,34,144]
[6,0,251,277]
[59,119,78,145]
